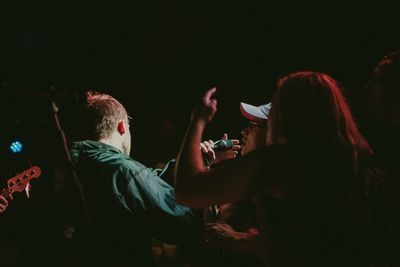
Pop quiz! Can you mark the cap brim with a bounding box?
[240,102,268,120]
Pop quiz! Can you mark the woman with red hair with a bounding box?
[175,71,395,266]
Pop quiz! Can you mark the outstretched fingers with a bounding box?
[194,87,218,123]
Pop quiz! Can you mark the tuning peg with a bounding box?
[25,183,31,198]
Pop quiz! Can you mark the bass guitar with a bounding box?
[1,166,41,199]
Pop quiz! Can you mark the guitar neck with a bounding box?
[1,166,41,201]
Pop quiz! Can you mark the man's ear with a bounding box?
[117,121,125,135]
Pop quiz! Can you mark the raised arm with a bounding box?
[175,88,289,208]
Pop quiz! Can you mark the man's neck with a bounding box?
[98,135,123,152]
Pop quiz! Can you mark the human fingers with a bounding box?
[203,141,213,151]
[230,144,241,151]
[231,139,240,145]
[203,141,216,160]
[219,151,238,159]
[203,87,217,102]
[200,142,209,153]
[203,87,217,110]
[194,87,218,123]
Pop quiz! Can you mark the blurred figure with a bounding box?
[359,51,400,261]
[361,51,400,171]
[365,51,400,129]
[0,195,9,213]
[361,51,400,190]
[175,72,395,266]
[191,126,254,265]
[194,103,271,267]
[68,91,200,267]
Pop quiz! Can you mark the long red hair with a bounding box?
[269,72,371,151]
[269,71,378,196]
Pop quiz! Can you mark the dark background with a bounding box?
[3,2,399,165]
[0,1,399,265]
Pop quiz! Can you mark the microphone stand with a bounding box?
[51,96,94,265]
[51,100,93,225]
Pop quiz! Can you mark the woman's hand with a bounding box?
[200,133,241,167]
[192,87,218,124]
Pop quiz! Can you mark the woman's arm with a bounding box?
[175,88,289,208]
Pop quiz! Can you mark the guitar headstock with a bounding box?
[7,166,41,194]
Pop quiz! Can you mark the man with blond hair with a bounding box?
[70,91,200,267]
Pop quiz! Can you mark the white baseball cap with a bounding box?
[240,102,271,120]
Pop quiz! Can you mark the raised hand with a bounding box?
[192,87,218,124]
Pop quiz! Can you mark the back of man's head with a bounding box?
[81,91,128,140]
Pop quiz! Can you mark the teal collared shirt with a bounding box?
[70,140,199,265]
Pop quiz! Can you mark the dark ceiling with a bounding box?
[2,1,399,168]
